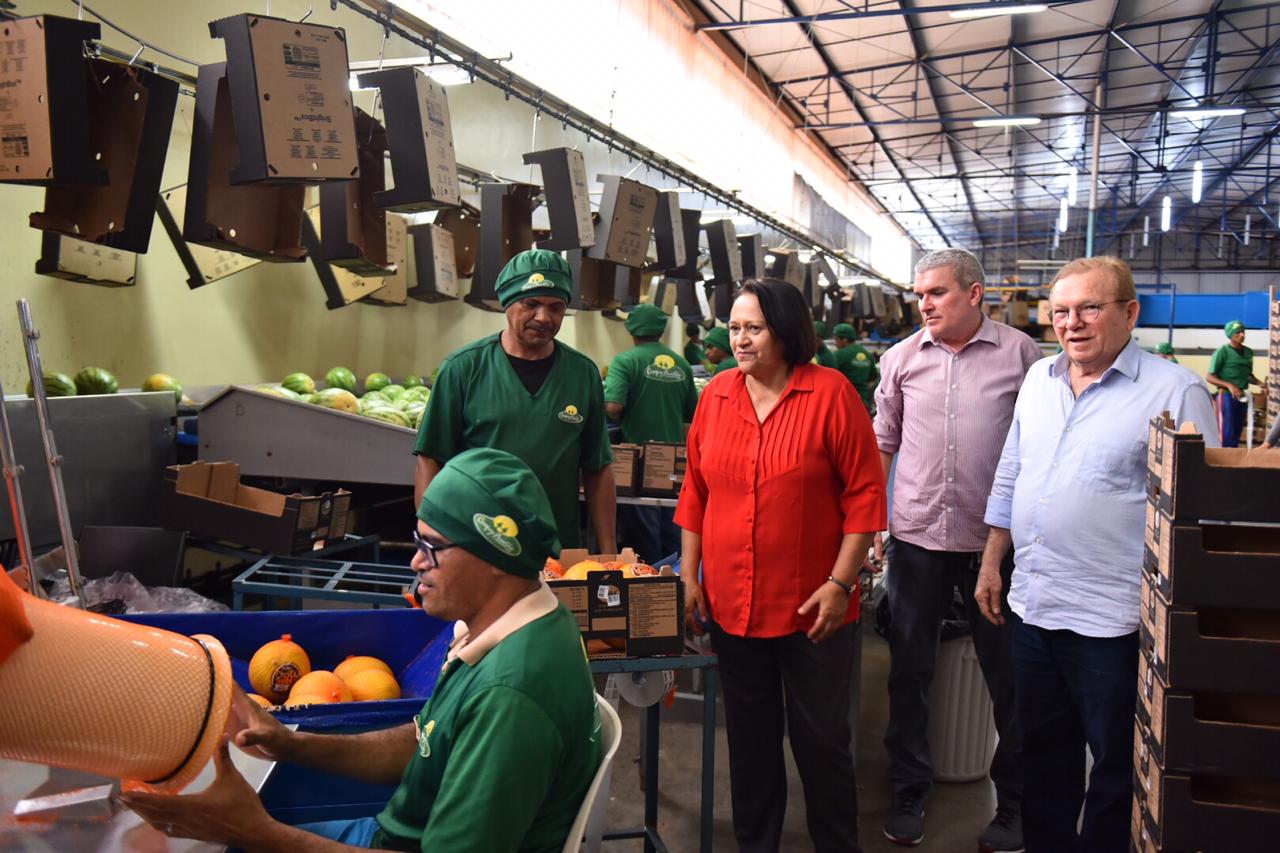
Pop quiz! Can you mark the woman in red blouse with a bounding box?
[676,279,886,853]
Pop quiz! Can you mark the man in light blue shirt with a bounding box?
[974,256,1217,853]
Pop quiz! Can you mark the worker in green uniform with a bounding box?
[605,303,697,562]
[832,322,879,413]
[684,322,706,366]
[1155,342,1179,362]
[121,448,601,852]
[414,249,615,549]
[1207,319,1262,448]
[813,319,837,367]
[703,325,737,373]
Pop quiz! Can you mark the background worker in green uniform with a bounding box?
[604,303,697,562]
[122,448,600,853]
[703,325,737,373]
[414,249,615,550]
[684,322,706,366]
[832,322,879,412]
[813,319,837,367]
[1156,341,1178,362]
[1206,319,1261,447]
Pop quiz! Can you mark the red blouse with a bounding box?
[675,364,886,638]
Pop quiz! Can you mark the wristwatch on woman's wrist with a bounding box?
[826,575,854,596]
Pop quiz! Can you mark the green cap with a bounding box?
[833,323,857,340]
[704,326,730,352]
[813,320,829,339]
[417,448,560,579]
[1224,320,1245,338]
[684,323,701,338]
[1156,342,1175,355]
[496,249,574,309]
[625,303,669,338]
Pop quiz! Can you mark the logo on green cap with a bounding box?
[644,354,686,383]
[558,404,584,424]
[473,513,522,557]
[521,272,553,292]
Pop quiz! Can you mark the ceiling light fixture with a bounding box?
[1066,168,1078,207]
[1161,196,1172,232]
[1058,198,1069,233]
[1191,161,1203,204]
[950,3,1048,20]
[972,115,1042,128]
[1168,106,1246,120]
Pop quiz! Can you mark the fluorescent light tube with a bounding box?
[972,115,1042,128]
[1191,161,1203,204]
[1161,196,1172,232]
[951,3,1048,19]
[1168,106,1245,120]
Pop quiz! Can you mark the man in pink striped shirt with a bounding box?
[874,249,1043,851]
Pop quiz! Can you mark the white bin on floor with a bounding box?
[927,635,997,782]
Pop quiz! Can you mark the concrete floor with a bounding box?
[601,630,996,852]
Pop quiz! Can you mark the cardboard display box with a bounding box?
[738,233,765,280]
[1146,414,1280,522]
[319,109,395,276]
[435,203,480,278]
[567,249,619,311]
[667,208,703,281]
[356,66,459,211]
[302,209,387,308]
[1139,573,1280,695]
[34,233,137,287]
[405,222,459,303]
[1137,648,1280,780]
[650,190,685,272]
[641,442,687,497]
[588,175,657,268]
[1143,503,1280,608]
[157,184,263,287]
[468,182,537,311]
[159,461,351,555]
[523,147,594,251]
[611,443,642,496]
[548,547,684,657]
[703,219,742,285]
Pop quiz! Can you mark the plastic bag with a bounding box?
[49,571,227,613]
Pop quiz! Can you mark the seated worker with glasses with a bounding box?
[122,447,601,853]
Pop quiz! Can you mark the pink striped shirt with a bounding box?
[873,315,1043,553]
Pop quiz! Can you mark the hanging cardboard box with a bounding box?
[405,222,460,303]
[30,59,177,252]
[319,109,395,276]
[435,203,480,278]
[523,147,594,250]
[468,182,537,311]
[739,233,765,279]
[768,249,805,288]
[567,248,618,311]
[703,219,742,285]
[707,280,733,323]
[588,175,657,268]
[650,190,685,271]
[667,208,704,281]
[615,266,652,312]
[302,208,388,309]
[209,14,358,183]
[183,63,306,261]
[157,184,263,287]
[355,66,459,211]
[361,213,410,306]
[34,233,136,287]
[0,15,104,186]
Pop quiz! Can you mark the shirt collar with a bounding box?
[918,312,1000,351]
[448,582,558,666]
[1049,339,1142,383]
[711,363,815,397]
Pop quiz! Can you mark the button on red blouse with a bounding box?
[675,364,887,638]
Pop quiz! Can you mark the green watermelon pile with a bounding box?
[258,369,430,431]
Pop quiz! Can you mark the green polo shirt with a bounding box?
[714,356,738,373]
[833,344,878,410]
[604,342,696,445]
[815,344,837,368]
[1208,343,1255,393]
[683,341,705,366]
[415,333,612,548]
[375,592,600,852]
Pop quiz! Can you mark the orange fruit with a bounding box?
[248,634,311,704]
[626,563,659,577]
[287,670,352,704]
[344,668,402,702]
[284,691,339,708]
[544,557,564,578]
[247,694,273,709]
[333,655,392,683]
[561,560,606,581]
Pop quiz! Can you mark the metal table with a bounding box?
[231,552,412,611]
[590,651,718,853]
[614,495,679,508]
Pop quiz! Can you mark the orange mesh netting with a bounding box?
[0,566,34,666]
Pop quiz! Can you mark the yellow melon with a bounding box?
[287,670,352,704]
[561,559,606,581]
[248,634,311,704]
[344,668,402,702]
[333,655,392,683]
[247,693,274,709]
[283,691,339,708]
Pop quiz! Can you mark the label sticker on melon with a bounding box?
[474,514,522,556]
[271,663,303,696]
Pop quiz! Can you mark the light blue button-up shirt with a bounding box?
[984,341,1218,637]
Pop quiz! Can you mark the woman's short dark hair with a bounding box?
[735,278,818,366]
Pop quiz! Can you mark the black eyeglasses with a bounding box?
[413,530,458,568]
[1050,300,1129,326]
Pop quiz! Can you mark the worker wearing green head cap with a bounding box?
[1155,342,1178,363]
[1206,319,1260,447]
[605,304,696,561]
[684,322,706,366]
[831,322,879,413]
[414,249,615,551]
[703,325,737,373]
[122,447,600,852]
[813,319,837,368]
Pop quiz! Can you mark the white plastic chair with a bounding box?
[562,693,623,853]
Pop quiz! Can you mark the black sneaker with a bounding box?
[978,803,1024,853]
[883,789,926,846]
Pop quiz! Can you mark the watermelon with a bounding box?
[401,386,430,402]
[314,388,358,413]
[303,393,322,405]
[282,372,316,395]
[403,401,426,425]
[73,367,118,395]
[363,406,413,428]
[256,385,301,400]
[142,373,183,403]
[364,372,391,393]
[403,375,424,389]
[26,372,77,398]
[380,384,406,402]
[324,367,357,393]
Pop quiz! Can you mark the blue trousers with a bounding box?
[297,816,381,846]
[1010,613,1138,853]
[1216,391,1247,447]
[616,505,680,565]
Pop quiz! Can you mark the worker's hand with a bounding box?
[798,581,850,644]
[1227,383,1243,400]
[974,562,1005,627]
[119,742,274,847]
[873,532,885,564]
[227,685,292,762]
[684,578,707,637]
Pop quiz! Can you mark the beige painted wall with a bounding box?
[0,0,685,393]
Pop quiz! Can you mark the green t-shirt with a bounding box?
[414,333,612,548]
[375,604,600,852]
[833,344,879,410]
[604,342,697,444]
[683,341,705,366]
[714,356,738,373]
[815,344,837,368]
[1208,343,1255,393]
